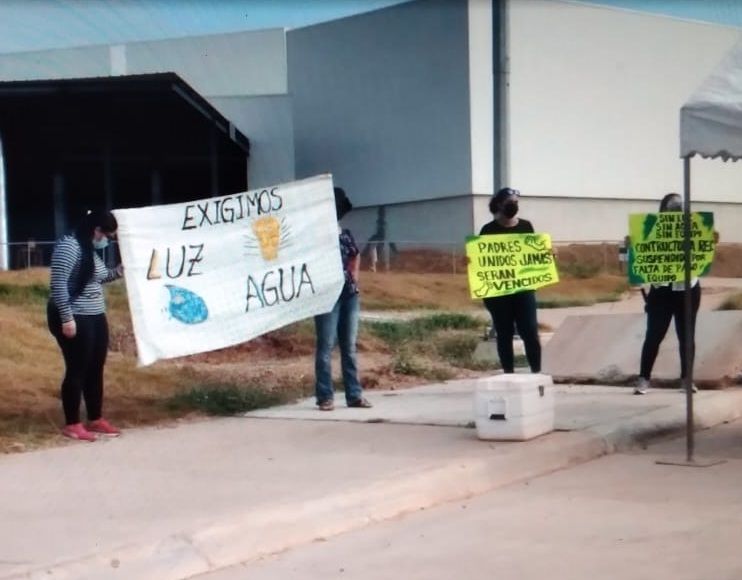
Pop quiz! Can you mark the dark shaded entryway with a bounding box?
[0,72,250,267]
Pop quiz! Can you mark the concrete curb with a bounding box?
[588,389,742,452]
[7,393,742,580]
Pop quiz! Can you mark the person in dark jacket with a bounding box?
[47,209,123,441]
[479,187,542,374]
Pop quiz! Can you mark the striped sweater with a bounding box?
[49,235,121,323]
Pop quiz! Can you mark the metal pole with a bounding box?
[493,0,510,190]
[682,155,694,463]
[0,133,8,271]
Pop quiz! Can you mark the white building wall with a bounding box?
[468,0,495,197]
[473,194,742,244]
[0,29,288,96]
[209,95,295,188]
[471,0,742,243]
[122,29,288,97]
[0,46,110,80]
[507,0,741,204]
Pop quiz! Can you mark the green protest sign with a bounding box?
[627,212,715,285]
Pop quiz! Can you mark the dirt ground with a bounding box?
[59,241,742,392]
[2,242,741,452]
[176,241,742,394]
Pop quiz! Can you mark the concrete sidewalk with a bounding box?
[246,380,742,450]
[2,381,742,580]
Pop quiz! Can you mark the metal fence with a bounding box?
[358,240,626,276]
[1,241,118,270]
[0,239,627,276]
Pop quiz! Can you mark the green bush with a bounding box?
[559,262,603,279]
[165,383,291,416]
[0,283,48,307]
[364,313,481,345]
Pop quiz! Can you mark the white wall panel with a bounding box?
[508,0,741,203]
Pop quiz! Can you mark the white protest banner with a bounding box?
[114,175,344,366]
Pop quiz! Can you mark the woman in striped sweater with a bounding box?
[47,209,123,441]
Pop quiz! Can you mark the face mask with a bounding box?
[502,203,519,219]
[661,194,683,212]
[93,237,109,250]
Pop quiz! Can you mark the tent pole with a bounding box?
[655,156,724,468]
[682,155,694,463]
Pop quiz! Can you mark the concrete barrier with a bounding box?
[542,312,742,389]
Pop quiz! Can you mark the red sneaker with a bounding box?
[62,423,97,442]
[86,418,121,437]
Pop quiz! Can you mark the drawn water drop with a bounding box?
[165,285,209,324]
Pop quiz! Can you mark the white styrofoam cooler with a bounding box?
[473,374,555,441]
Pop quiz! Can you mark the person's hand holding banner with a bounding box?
[465,233,559,299]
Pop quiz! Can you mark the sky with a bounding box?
[578,0,742,26]
[0,0,740,55]
[0,0,413,54]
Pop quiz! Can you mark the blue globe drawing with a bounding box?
[165,285,209,324]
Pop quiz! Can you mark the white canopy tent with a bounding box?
[678,35,742,463]
[682,36,742,162]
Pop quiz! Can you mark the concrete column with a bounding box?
[103,143,114,210]
[53,171,66,239]
[151,167,162,205]
[210,130,219,196]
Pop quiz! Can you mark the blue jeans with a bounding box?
[314,293,363,404]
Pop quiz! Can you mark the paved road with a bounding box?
[193,419,742,580]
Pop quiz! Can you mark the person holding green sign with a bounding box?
[478,187,542,374]
[633,192,717,395]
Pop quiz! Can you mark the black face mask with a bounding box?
[501,203,518,219]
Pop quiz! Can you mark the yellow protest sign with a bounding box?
[627,212,715,285]
[466,233,559,299]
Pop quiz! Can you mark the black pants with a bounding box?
[639,284,701,380]
[48,305,109,425]
[483,291,541,373]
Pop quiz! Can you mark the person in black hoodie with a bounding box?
[479,187,541,374]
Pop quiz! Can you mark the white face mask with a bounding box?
[93,237,109,250]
